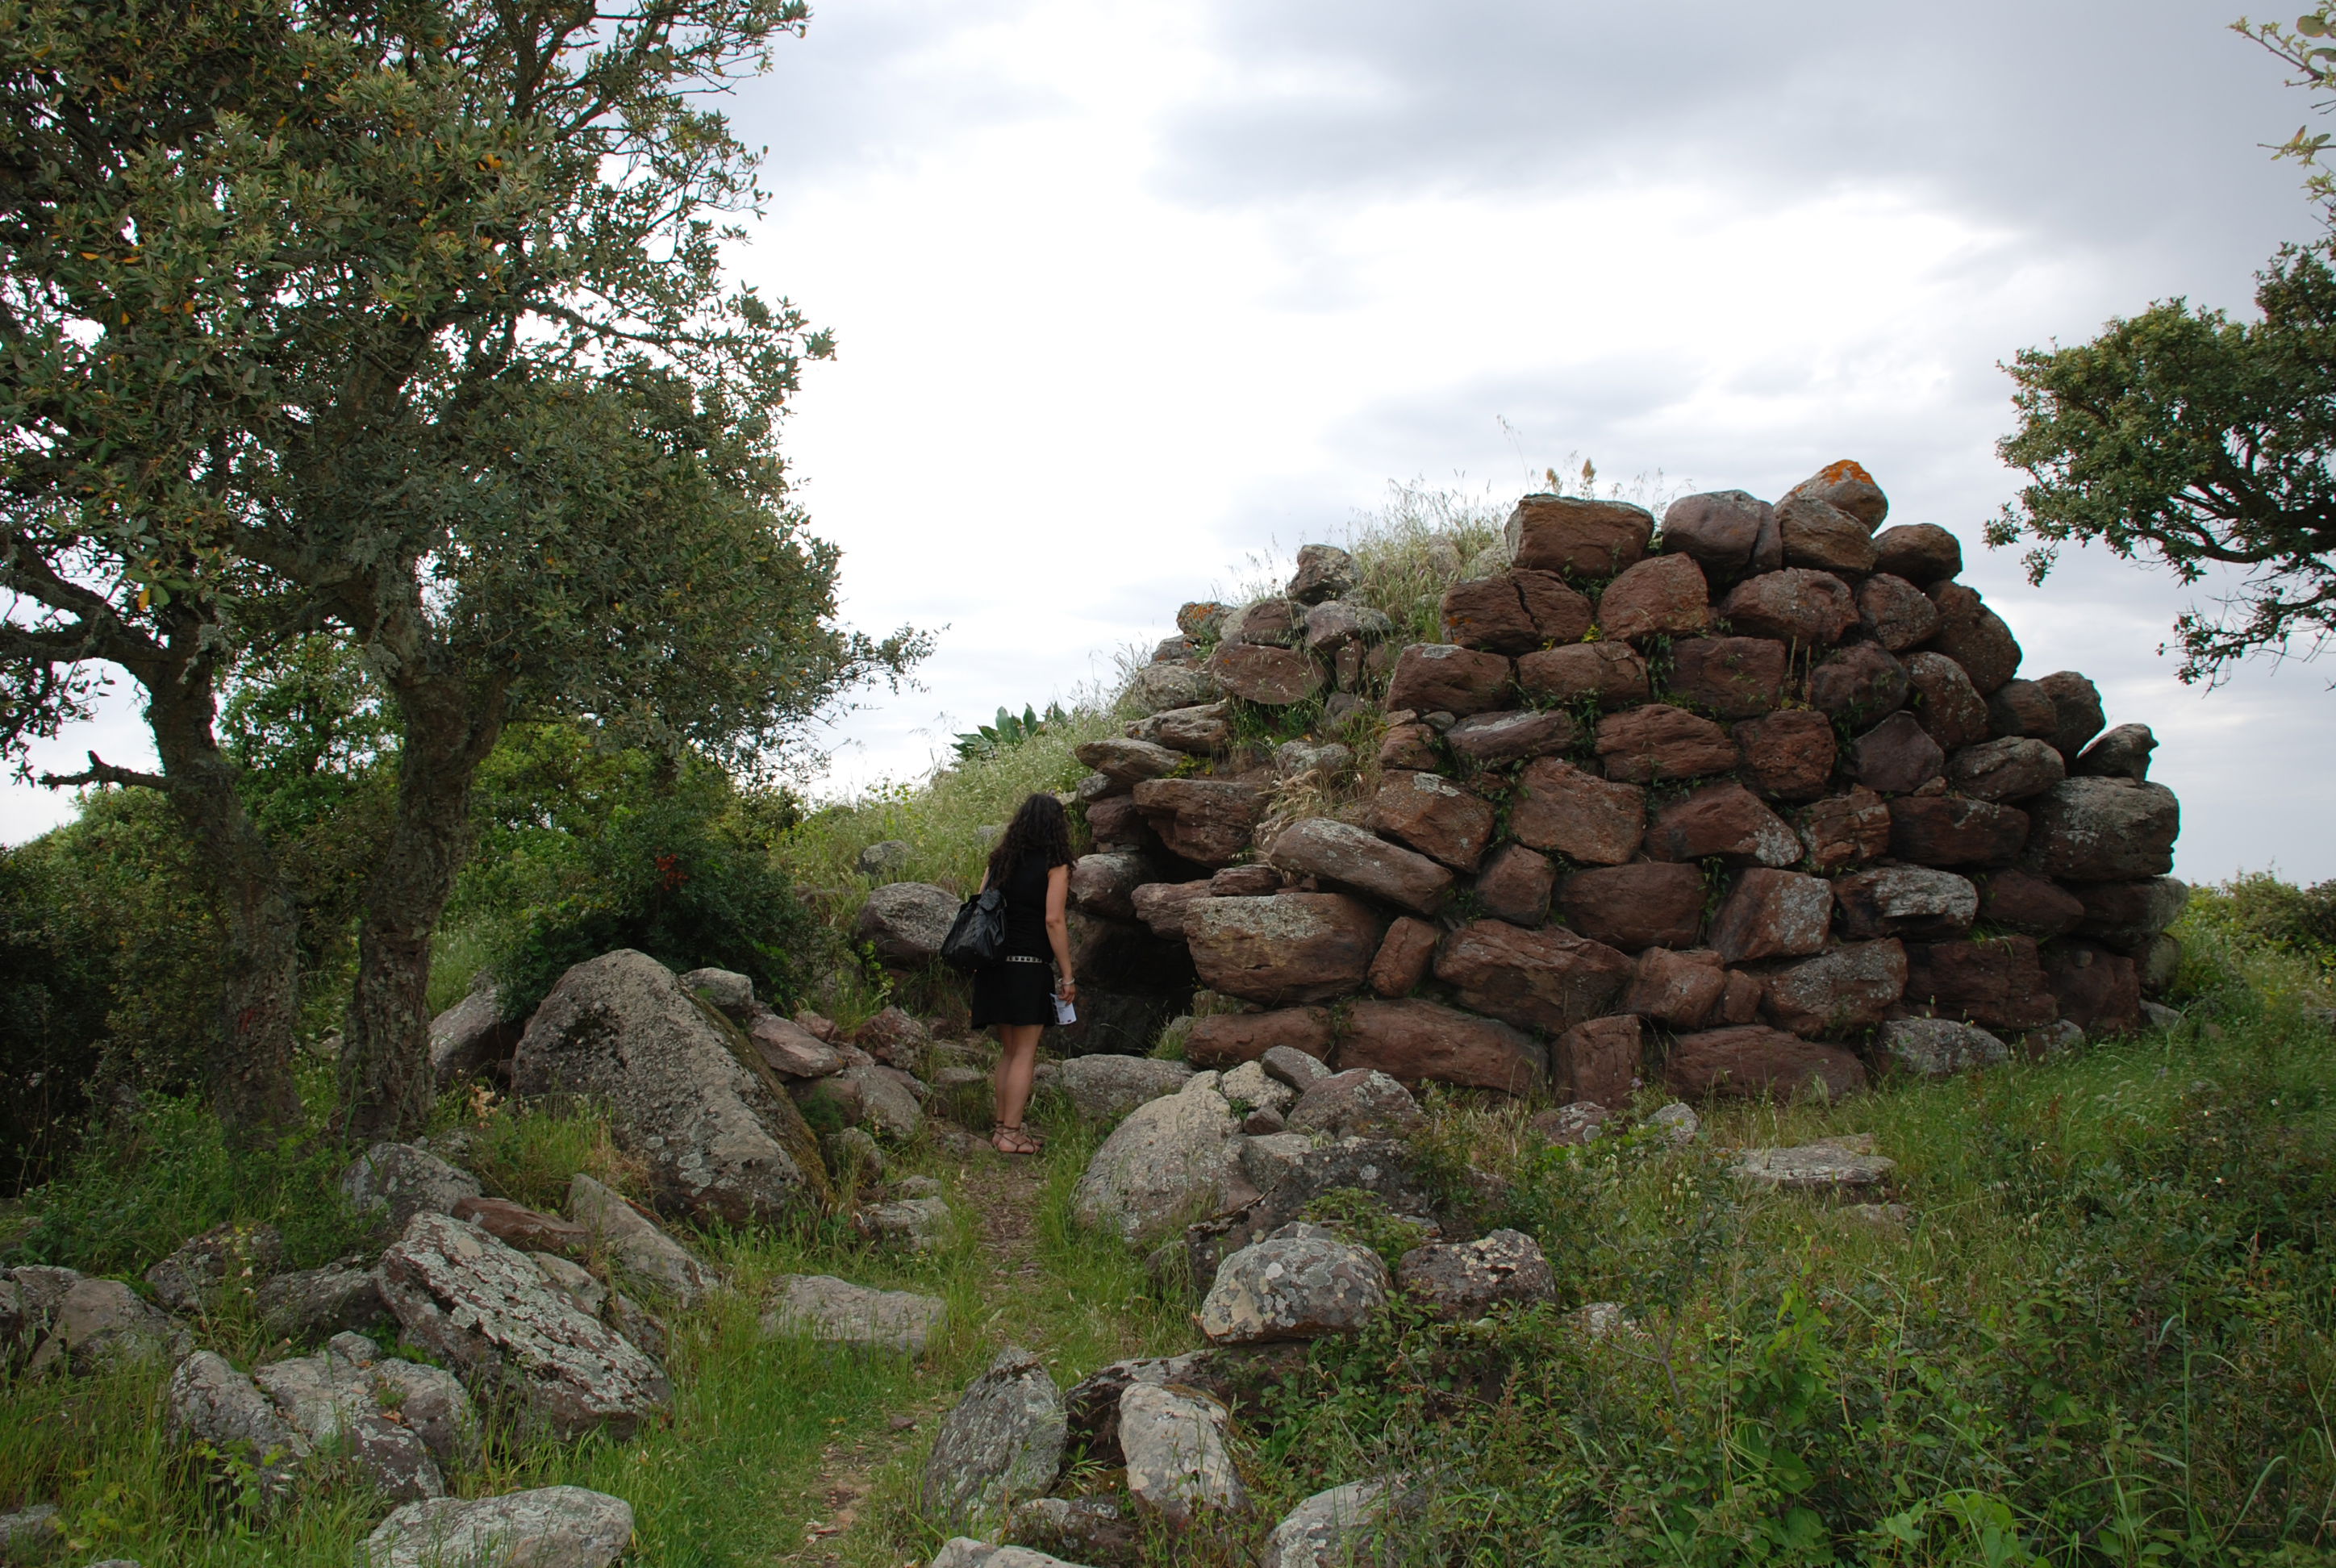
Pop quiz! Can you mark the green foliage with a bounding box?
[950,703,1068,763]
[2189,871,2336,967]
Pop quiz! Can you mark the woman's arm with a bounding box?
[1045,862,1076,1001]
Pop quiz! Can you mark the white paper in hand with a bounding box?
[1053,996,1077,1026]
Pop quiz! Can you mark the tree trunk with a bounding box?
[144,670,306,1136]
[338,665,507,1141]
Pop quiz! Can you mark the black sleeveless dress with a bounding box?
[970,851,1066,1028]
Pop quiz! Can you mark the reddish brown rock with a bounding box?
[1760,940,1908,1037]
[1850,712,1945,794]
[1515,642,1651,707]
[1367,917,1441,997]
[1666,636,1788,719]
[1855,573,1941,652]
[1085,794,1153,849]
[1505,495,1655,577]
[1925,584,2022,694]
[1206,642,1321,706]
[1596,554,1712,641]
[1287,545,1357,605]
[1384,644,1513,716]
[1871,523,1961,584]
[452,1196,589,1257]
[1510,758,1646,865]
[1433,920,1634,1032]
[1556,1014,1643,1107]
[1664,1026,1867,1100]
[1734,711,1838,802]
[1987,679,2058,740]
[2034,670,2107,761]
[1833,866,1978,940]
[1071,852,1153,921]
[2024,779,2180,881]
[1339,999,1546,1095]
[1557,862,1707,952]
[1185,895,1383,1005]
[1186,1007,1337,1068]
[1901,936,2058,1031]
[2075,723,2155,782]
[1441,572,1594,653]
[1659,490,1782,581]
[1444,708,1579,765]
[1888,796,2029,866]
[1130,881,1215,940]
[1710,869,1833,963]
[1222,598,1302,645]
[1717,970,1765,1024]
[1268,818,1456,916]
[1798,786,1892,873]
[1776,496,1878,577]
[2070,877,2190,953]
[1133,778,1266,868]
[1808,643,1909,727]
[1645,781,1800,867]
[1622,947,1727,1030]
[1369,772,1498,872]
[2041,941,2142,1037]
[1976,869,2085,937]
[1783,460,1889,528]
[1475,843,1557,926]
[1516,569,1598,642]
[1377,721,1442,772]
[1904,651,1992,751]
[1596,704,1737,782]
[1946,736,2064,802]
[1209,865,1283,896]
[1721,569,1859,646]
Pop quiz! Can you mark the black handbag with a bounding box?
[939,886,1008,972]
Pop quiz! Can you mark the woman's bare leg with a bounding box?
[993,1024,1043,1150]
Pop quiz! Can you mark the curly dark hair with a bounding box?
[986,792,1074,889]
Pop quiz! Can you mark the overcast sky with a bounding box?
[6,0,2332,883]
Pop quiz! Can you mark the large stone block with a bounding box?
[2023,778,2180,881]
[1267,817,1455,915]
[1337,999,1545,1095]
[1185,895,1384,1005]
[1516,641,1652,707]
[1205,643,1321,706]
[1663,1027,1867,1100]
[1504,494,1654,576]
[1383,644,1513,715]
[1760,941,1907,1038]
[1557,862,1707,951]
[1510,757,1646,864]
[1659,490,1781,580]
[1596,704,1737,782]
[1596,554,1712,641]
[1666,636,1789,718]
[1433,920,1633,1032]
[1734,710,1838,802]
[1709,869,1832,964]
[1368,773,1497,872]
[1887,796,2029,867]
[1644,781,1800,867]
[1901,936,2058,1031]
[1186,1007,1335,1068]
[1132,778,1266,868]
[1719,569,1858,646]
[1555,1014,1643,1107]
[1925,583,2021,694]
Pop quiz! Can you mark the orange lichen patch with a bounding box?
[1813,458,1877,487]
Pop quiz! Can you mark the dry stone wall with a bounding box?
[1070,461,2184,1105]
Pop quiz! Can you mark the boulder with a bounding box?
[1125,661,1219,715]
[1710,870,1833,963]
[1211,865,1283,896]
[930,1540,1090,1568]
[451,1198,589,1259]
[1267,819,1453,917]
[168,1351,307,1499]
[1516,641,1652,707]
[1659,490,1781,579]
[749,1012,843,1079]
[341,1143,482,1235]
[2042,940,2144,1037]
[1130,879,1213,940]
[866,1194,952,1253]
[797,1061,925,1143]
[1070,1078,1241,1244]
[1207,643,1321,705]
[255,1334,469,1502]
[1978,868,2086,937]
[1396,1230,1555,1320]
[1777,495,1878,575]
[146,1222,285,1314]
[1875,1018,2010,1077]
[1925,584,2022,694]
[1069,853,1153,922]
[1434,920,1633,1032]
[1901,936,2058,1031]
[1621,947,1728,1030]
[1720,569,1858,646]
[1261,1478,1414,1568]
[431,970,522,1089]
[1366,916,1441,997]
[1554,1013,1643,1107]
[1904,650,1992,749]
[1733,1141,1896,1191]
[2035,670,2107,761]
[1733,710,1838,802]
[680,967,757,1017]
[1509,758,1645,864]
[1783,460,1888,527]
[1760,941,1908,1037]
[1474,843,1557,926]
[1199,1225,1390,1345]
[853,882,960,967]
[1666,636,1788,718]
[1378,720,1442,771]
[1596,553,1712,640]
[1558,862,1707,952]
[1285,1070,1426,1139]
[359,1487,633,1568]
[1339,999,1542,1094]
[257,1260,390,1341]
[1221,598,1302,646]
[374,1211,670,1441]
[27,1276,182,1374]
[920,1345,1066,1527]
[1807,642,1908,726]
[1383,644,1512,715]
[1443,708,1579,765]
[1288,544,1358,603]
[1664,1027,1867,1100]
[1186,894,1383,1005]
[1887,796,2029,866]
[1644,781,1800,867]
[1833,866,1979,940]
[1872,522,1961,583]
[1368,773,1497,871]
[1797,786,1894,873]
[1262,1045,1333,1091]
[1595,704,1738,782]
[1047,1055,1194,1120]
[1303,598,1394,655]
[1177,1139,1441,1292]
[1131,778,1266,867]
[2024,778,2180,881]
[511,950,829,1224]
[1947,736,2065,802]
[1120,1382,1247,1523]
[564,1174,717,1304]
[1987,679,2059,739]
[2071,877,2191,953]
[1187,1007,1336,1068]
[2075,723,2156,782]
[1005,1499,1137,1565]
[1440,572,1592,653]
[1504,494,1654,575]
[760,1275,948,1353]
[1531,1102,1612,1146]
[1220,1061,1296,1117]
[1133,703,1233,758]
[1855,573,1941,652]
[1180,601,1229,638]
[1849,711,1945,794]
[1648,1103,1703,1144]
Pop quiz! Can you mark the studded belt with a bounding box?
[1003,954,1049,965]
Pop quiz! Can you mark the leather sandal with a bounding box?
[991,1124,1041,1156]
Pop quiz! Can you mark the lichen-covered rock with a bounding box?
[432,970,523,1088]
[359,1487,633,1568]
[1856,573,1941,652]
[255,1259,390,1342]
[1948,736,2066,802]
[1733,1141,1896,1191]
[1433,920,1633,1032]
[1666,636,1788,718]
[1761,942,1907,1038]
[1131,778,1267,867]
[921,1345,1066,1527]
[1888,796,2029,867]
[1872,523,1961,583]
[564,1174,716,1305]
[1595,704,1738,783]
[1733,710,1838,801]
[1516,640,1653,707]
[1720,569,1858,646]
[1047,1054,1193,1120]
[2075,723,2156,781]
[1509,757,1645,864]
[760,1275,948,1353]
[511,950,829,1224]
[1261,1477,1415,1568]
[1338,999,1545,1095]
[1184,894,1383,1004]
[1904,651,1992,751]
[1643,781,1800,867]
[2071,878,2192,953]
[2024,778,2180,881]
[1902,936,2059,1032]
[341,1143,482,1235]
[1208,643,1322,705]
[1807,642,1908,725]
[1597,553,1712,640]
[168,1351,307,1498]
[1621,947,1728,1030]
[1875,1018,2010,1077]
[1071,1078,1240,1245]
[1396,1229,1555,1320]
[452,1198,588,1259]
[1383,644,1512,715]
[374,1211,671,1441]
[254,1336,458,1503]
[1665,1027,1867,1101]
[1368,773,1496,872]
[1709,869,1833,964]
[1285,1070,1425,1140]
[1130,878,1213,940]
[1120,1382,1247,1524]
[1926,583,2024,694]
[1799,786,1894,874]
[1199,1225,1390,1345]
[145,1223,284,1315]
[852,882,960,966]
[1442,708,1579,765]
[30,1277,183,1374]
[1006,1497,1137,1564]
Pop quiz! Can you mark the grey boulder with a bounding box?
[1071,1075,1241,1245]
[1396,1228,1556,1320]
[853,882,961,967]
[1733,1138,1896,1191]
[1876,1017,2010,1078]
[1284,1070,1424,1141]
[565,1174,717,1305]
[760,1274,948,1353]
[359,1487,632,1568]
[1044,1054,1192,1120]
[255,1259,389,1342]
[1199,1224,1390,1345]
[341,1143,482,1234]
[431,970,522,1089]
[920,1345,1067,1526]
[1262,1476,1414,1568]
[167,1350,307,1499]
[1120,1382,1247,1524]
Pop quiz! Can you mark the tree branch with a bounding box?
[39,749,166,791]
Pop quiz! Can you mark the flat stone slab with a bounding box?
[1732,1138,1896,1191]
[360,1487,633,1568]
[760,1274,948,1353]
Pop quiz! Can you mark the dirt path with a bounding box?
[788,1140,1049,1565]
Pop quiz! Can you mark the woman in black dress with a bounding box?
[970,793,1078,1155]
